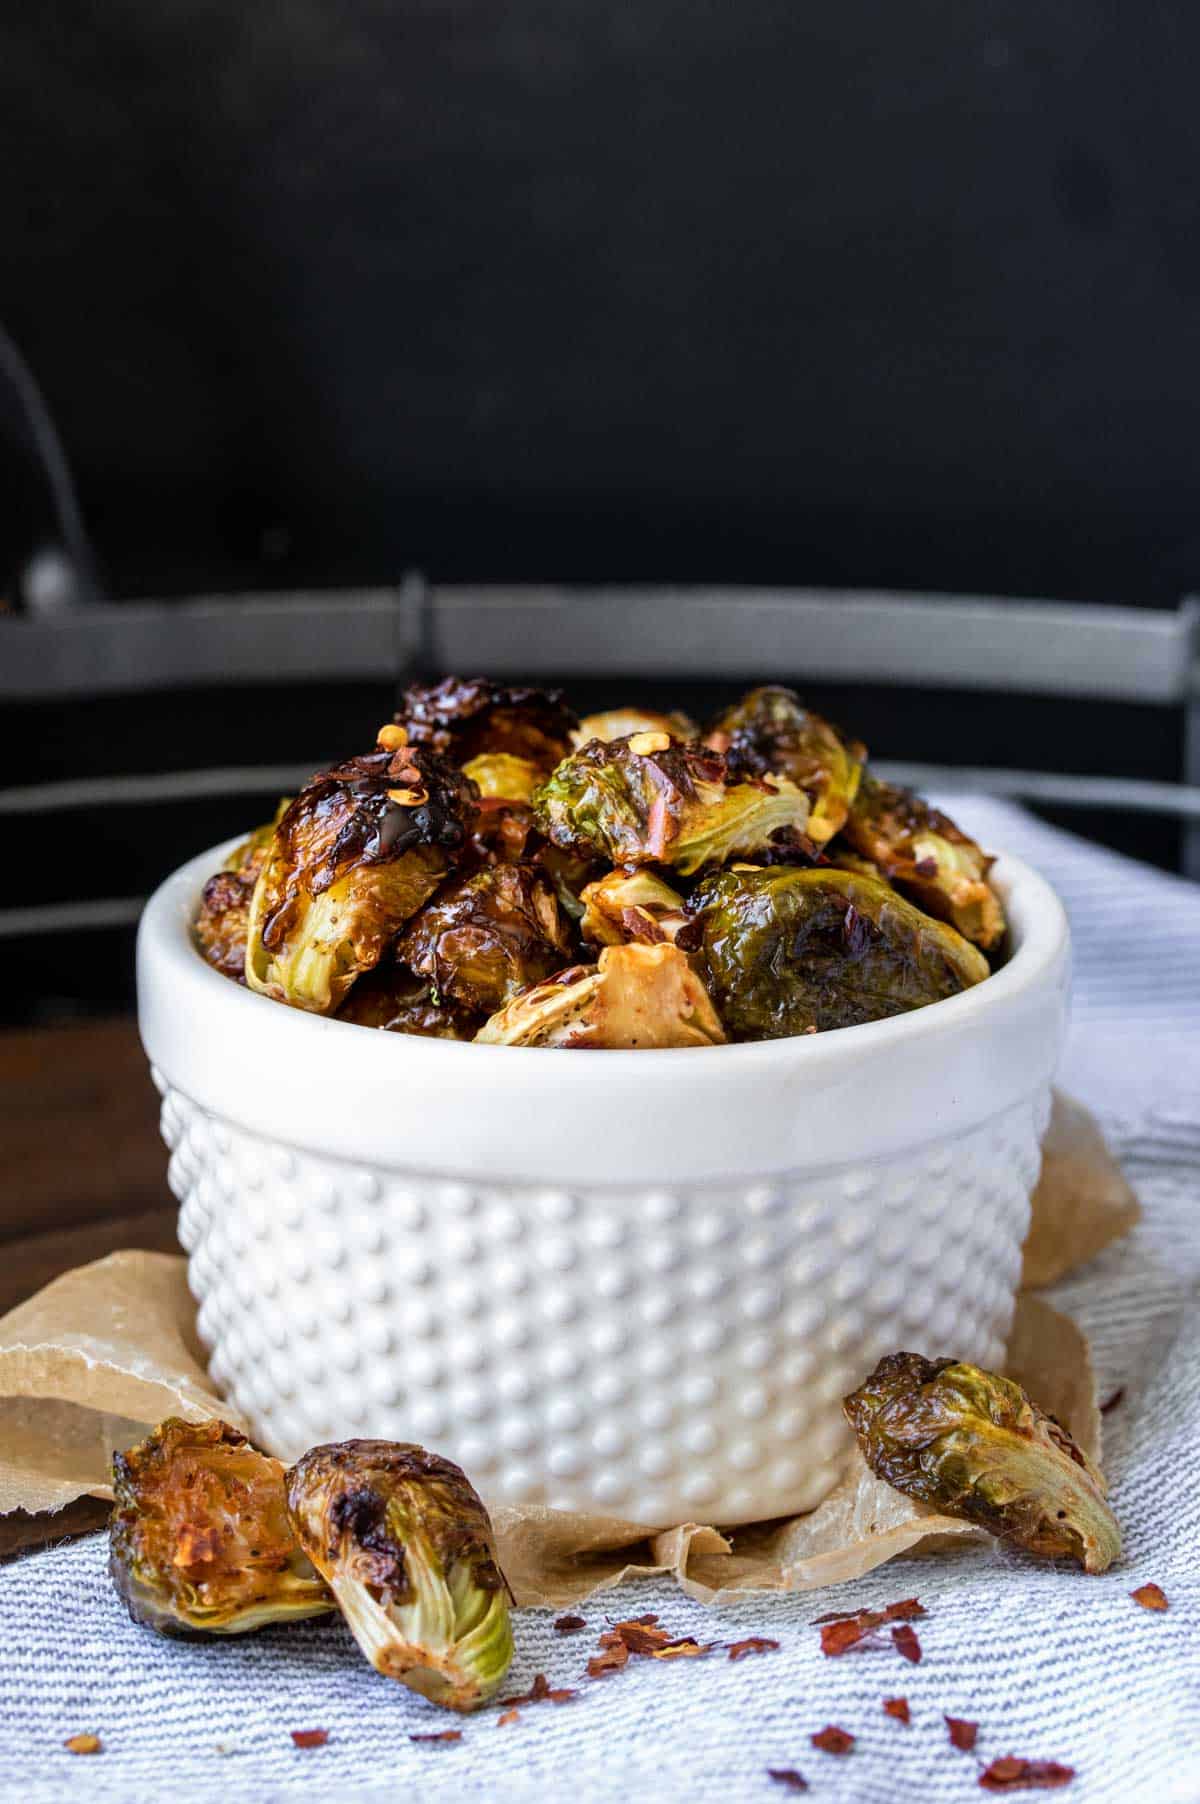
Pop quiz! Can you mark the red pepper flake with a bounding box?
[979,1757,1075,1791]
[290,1729,328,1750]
[1130,1583,1168,1611]
[410,1730,463,1745]
[63,1735,103,1756]
[946,1716,979,1751]
[497,1709,521,1727]
[818,1598,926,1656]
[554,1613,587,1635]
[891,1624,922,1664]
[1100,1387,1125,1414]
[652,1637,711,1660]
[810,1726,855,1755]
[768,1771,809,1792]
[587,1644,630,1677]
[726,1637,780,1661]
[883,1697,911,1724]
[500,1673,578,1707]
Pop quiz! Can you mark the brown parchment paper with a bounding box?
[0,1091,1131,1604]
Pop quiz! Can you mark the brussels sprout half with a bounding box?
[533,735,811,876]
[573,706,699,747]
[689,866,989,1039]
[475,941,727,1047]
[193,800,291,981]
[844,1353,1121,1573]
[399,677,577,770]
[109,1418,334,1637]
[843,775,1006,950]
[397,862,575,1016]
[706,686,866,844]
[286,1441,514,1712]
[336,967,482,1038]
[579,868,690,947]
[245,742,474,1013]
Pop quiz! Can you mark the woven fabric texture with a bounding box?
[1,798,1197,1803]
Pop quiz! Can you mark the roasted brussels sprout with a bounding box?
[580,868,689,946]
[336,968,482,1038]
[706,686,866,844]
[462,752,543,806]
[533,735,811,875]
[194,802,290,980]
[689,866,989,1038]
[400,677,577,770]
[843,1353,1121,1573]
[843,775,1005,950]
[245,737,474,1013]
[574,706,698,747]
[286,1441,513,1711]
[397,863,575,1016]
[475,941,727,1047]
[109,1418,334,1637]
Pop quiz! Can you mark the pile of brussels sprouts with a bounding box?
[195,678,1007,1046]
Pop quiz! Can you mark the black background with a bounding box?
[2,3,1197,1019]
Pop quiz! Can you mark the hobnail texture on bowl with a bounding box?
[162,1073,1049,1527]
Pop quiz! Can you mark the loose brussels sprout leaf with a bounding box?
[574,706,698,747]
[399,677,577,770]
[843,1354,1121,1573]
[336,968,482,1038]
[109,1418,334,1637]
[844,775,1006,950]
[286,1441,514,1711]
[580,868,689,947]
[475,942,727,1047]
[397,863,575,1016]
[244,745,473,1013]
[194,800,291,981]
[706,686,866,844]
[462,752,543,805]
[533,736,811,875]
[690,866,989,1038]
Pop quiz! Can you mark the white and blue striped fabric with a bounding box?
[1,798,1197,1804]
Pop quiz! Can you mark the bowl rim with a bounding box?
[138,836,1070,1184]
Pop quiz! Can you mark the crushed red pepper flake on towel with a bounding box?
[978,1757,1075,1791]
[587,1643,630,1677]
[767,1770,809,1791]
[726,1637,780,1661]
[946,1717,979,1751]
[497,1709,521,1727]
[819,1598,926,1656]
[1099,1388,1125,1414]
[891,1624,922,1663]
[652,1637,709,1660]
[63,1735,103,1756]
[501,1673,578,1708]
[1130,1583,1168,1611]
[289,1729,328,1749]
[883,1697,911,1723]
[810,1726,855,1755]
[554,1613,587,1634]
[409,1730,463,1745]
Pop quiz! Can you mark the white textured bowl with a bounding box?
[138,840,1068,1527]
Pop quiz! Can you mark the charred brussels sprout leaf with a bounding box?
[574,706,698,747]
[286,1441,514,1711]
[844,1354,1121,1573]
[335,968,482,1038]
[843,775,1006,950]
[397,863,575,1016]
[533,736,811,875]
[399,677,577,770]
[194,801,291,981]
[109,1418,334,1637]
[475,942,727,1047]
[690,867,989,1038]
[244,744,474,1013]
[706,686,866,844]
[580,868,689,947]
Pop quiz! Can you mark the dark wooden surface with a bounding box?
[0,1019,178,1316]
